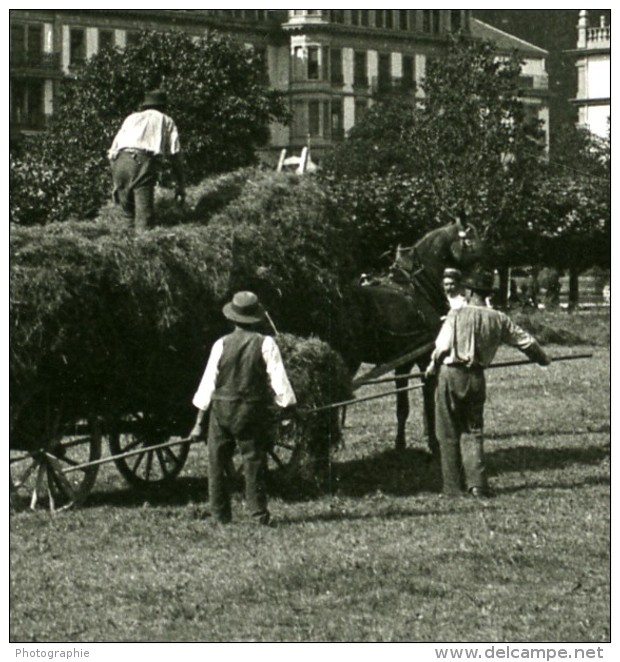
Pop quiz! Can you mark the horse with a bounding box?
[336,220,485,455]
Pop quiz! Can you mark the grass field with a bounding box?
[10,311,610,643]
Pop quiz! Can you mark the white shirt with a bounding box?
[108,109,181,159]
[447,294,467,310]
[192,336,297,411]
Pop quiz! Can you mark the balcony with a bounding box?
[10,51,61,71]
[586,25,611,48]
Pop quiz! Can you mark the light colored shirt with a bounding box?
[192,335,297,411]
[108,109,181,159]
[447,294,467,311]
[432,304,542,369]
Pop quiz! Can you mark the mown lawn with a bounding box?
[10,313,610,643]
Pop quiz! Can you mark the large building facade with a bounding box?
[10,9,549,161]
[571,10,610,138]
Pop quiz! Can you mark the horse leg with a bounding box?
[394,363,412,451]
[419,360,439,459]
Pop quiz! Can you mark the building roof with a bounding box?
[471,18,548,57]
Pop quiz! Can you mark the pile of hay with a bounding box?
[10,171,355,479]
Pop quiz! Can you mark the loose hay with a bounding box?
[10,174,354,483]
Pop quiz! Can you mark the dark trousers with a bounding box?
[435,366,487,494]
[111,151,158,231]
[207,400,271,524]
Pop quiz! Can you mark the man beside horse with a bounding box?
[425,269,550,498]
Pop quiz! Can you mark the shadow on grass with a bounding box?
[326,448,442,498]
[487,443,610,476]
[79,441,609,510]
[497,475,610,496]
[85,476,208,509]
[487,423,610,441]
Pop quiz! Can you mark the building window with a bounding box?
[11,23,43,66]
[330,10,344,23]
[292,99,306,138]
[99,29,114,51]
[309,100,321,136]
[11,78,45,129]
[331,99,344,140]
[293,46,304,80]
[351,10,359,26]
[398,11,408,31]
[451,11,462,32]
[402,55,415,90]
[432,10,441,33]
[361,10,369,27]
[126,31,140,47]
[330,48,343,84]
[69,27,86,65]
[375,10,384,29]
[355,98,368,125]
[307,46,320,80]
[354,51,367,86]
[385,11,394,29]
[377,53,391,92]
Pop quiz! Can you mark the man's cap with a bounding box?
[222,291,266,325]
[462,269,495,293]
[442,268,462,282]
[141,89,167,109]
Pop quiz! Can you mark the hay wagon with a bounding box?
[9,393,303,513]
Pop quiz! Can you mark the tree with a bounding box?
[322,38,547,284]
[535,123,610,308]
[10,30,288,225]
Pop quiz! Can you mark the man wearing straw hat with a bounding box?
[189,292,296,526]
[426,269,550,498]
[108,89,185,231]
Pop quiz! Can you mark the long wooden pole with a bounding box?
[356,352,594,387]
[302,382,426,415]
[61,436,194,475]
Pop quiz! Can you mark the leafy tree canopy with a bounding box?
[11,29,288,224]
[322,38,547,267]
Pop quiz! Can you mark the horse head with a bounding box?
[447,220,485,270]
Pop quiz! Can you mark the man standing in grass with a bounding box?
[108,89,185,231]
[189,292,296,525]
[425,269,550,498]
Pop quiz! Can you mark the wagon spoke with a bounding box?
[12,457,39,488]
[116,436,144,455]
[46,455,77,503]
[155,448,172,476]
[144,451,154,481]
[131,451,146,474]
[31,461,47,510]
[162,446,179,464]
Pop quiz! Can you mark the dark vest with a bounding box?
[212,329,270,403]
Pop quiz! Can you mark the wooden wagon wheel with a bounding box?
[108,412,190,488]
[10,417,102,512]
[267,419,307,480]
